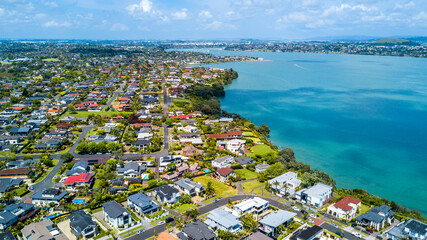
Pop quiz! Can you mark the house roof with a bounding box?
[260,210,296,228]
[32,189,67,201]
[128,193,158,210]
[102,201,129,218]
[157,232,178,240]
[235,157,254,165]
[63,172,93,185]
[333,196,361,211]
[290,225,323,240]
[181,221,216,240]
[216,167,234,177]
[213,155,233,164]
[0,211,18,224]
[175,178,203,192]
[205,208,241,229]
[356,205,394,223]
[247,232,273,240]
[0,232,16,240]
[0,168,32,176]
[69,210,96,233]
[154,185,179,199]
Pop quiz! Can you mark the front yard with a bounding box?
[234,169,258,179]
[241,180,264,193]
[247,144,276,157]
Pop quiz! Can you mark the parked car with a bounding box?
[137,230,145,234]
[351,223,357,227]
[310,213,316,218]
[352,232,362,238]
[368,229,373,233]
[165,217,174,223]
[292,206,299,211]
[158,220,165,225]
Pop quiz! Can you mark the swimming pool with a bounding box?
[203,169,211,173]
[72,198,88,205]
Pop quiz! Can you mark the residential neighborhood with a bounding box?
[0,41,425,240]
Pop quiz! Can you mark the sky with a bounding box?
[0,0,426,40]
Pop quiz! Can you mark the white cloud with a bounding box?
[110,23,128,31]
[198,10,212,19]
[126,0,152,16]
[44,20,71,27]
[0,8,4,16]
[203,20,237,30]
[43,1,58,8]
[172,8,188,20]
[413,11,427,20]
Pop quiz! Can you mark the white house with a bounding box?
[102,201,132,228]
[226,139,246,155]
[204,208,243,234]
[268,171,301,196]
[212,155,234,169]
[327,196,361,220]
[174,178,204,196]
[297,183,333,207]
[233,197,270,217]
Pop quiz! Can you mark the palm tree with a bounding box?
[272,181,280,192]
[281,182,289,196]
[344,212,351,222]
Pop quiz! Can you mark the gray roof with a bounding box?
[154,185,179,199]
[356,205,394,223]
[388,218,427,239]
[0,178,23,193]
[181,221,216,240]
[32,189,67,201]
[260,210,296,228]
[0,211,18,224]
[205,208,241,230]
[102,201,129,219]
[213,155,233,163]
[175,178,203,192]
[247,232,273,240]
[0,232,16,240]
[127,193,158,212]
[235,157,254,165]
[290,225,323,240]
[69,210,97,234]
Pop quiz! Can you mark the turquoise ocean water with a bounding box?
[174,49,427,215]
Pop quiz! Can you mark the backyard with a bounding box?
[247,144,277,157]
[234,169,258,179]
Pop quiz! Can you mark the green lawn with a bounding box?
[63,109,133,118]
[245,137,261,143]
[247,144,277,157]
[13,187,29,197]
[93,179,104,189]
[174,203,195,213]
[34,171,48,183]
[234,169,258,179]
[241,180,264,193]
[193,175,237,197]
[42,58,60,62]
[359,204,372,215]
[242,131,256,137]
[47,159,59,170]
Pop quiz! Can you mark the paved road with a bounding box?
[69,126,94,155]
[106,83,125,107]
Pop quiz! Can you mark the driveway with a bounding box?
[57,219,77,240]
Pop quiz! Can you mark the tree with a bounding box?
[241,213,258,232]
[258,124,270,137]
[206,181,215,197]
[184,209,199,219]
[179,194,193,204]
[60,152,74,162]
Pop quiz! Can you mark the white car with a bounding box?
[352,232,362,238]
[292,206,299,211]
[158,220,166,225]
[310,213,316,218]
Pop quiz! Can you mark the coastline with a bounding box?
[209,65,427,221]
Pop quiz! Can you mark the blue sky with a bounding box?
[0,0,426,40]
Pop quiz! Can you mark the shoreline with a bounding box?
[211,64,426,219]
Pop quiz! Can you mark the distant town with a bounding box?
[0,41,425,240]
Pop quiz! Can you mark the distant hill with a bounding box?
[376,38,411,44]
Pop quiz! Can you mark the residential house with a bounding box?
[297,183,333,207]
[290,225,324,240]
[152,185,180,205]
[65,160,89,176]
[259,210,297,237]
[177,163,189,175]
[268,172,301,196]
[127,193,159,215]
[157,232,179,240]
[0,178,23,196]
[0,211,18,232]
[21,219,68,240]
[387,218,427,240]
[216,167,235,183]
[177,220,216,240]
[247,232,273,240]
[8,127,31,136]
[226,139,246,155]
[212,155,234,169]
[63,172,94,191]
[117,162,144,178]
[255,163,270,173]
[69,210,98,239]
[233,197,270,217]
[108,178,128,194]
[0,232,16,240]
[356,205,395,231]
[235,157,255,166]
[204,208,243,234]
[174,178,204,196]
[102,201,132,228]
[181,145,204,156]
[31,189,67,206]
[0,168,32,179]
[327,196,361,220]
